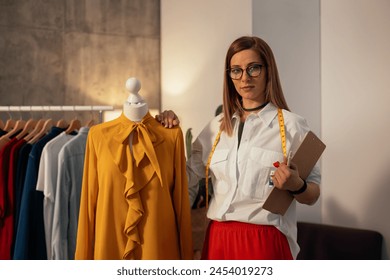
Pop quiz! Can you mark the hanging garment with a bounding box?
[36,131,76,259]
[0,138,17,223]
[51,127,89,260]
[13,126,64,260]
[75,113,193,260]
[6,138,28,258]
[0,137,10,156]
[12,142,32,241]
[0,138,19,259]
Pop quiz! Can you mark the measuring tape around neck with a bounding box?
[204,108,286,208]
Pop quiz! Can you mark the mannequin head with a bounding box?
[123,77,148,121]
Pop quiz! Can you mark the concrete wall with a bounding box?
[0,0,160,122]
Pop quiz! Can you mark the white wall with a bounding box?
[252,0,322,223]
[321,0,390,259]
[161,0,252,140]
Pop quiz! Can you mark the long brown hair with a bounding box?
[220,36,290,136]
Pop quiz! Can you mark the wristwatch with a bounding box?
[288,179,307,195]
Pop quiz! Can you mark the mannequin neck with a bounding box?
[123,102,148,122]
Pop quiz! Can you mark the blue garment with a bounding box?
[13,142,32,238]
[52,127,89,259]
[13,126,64,260]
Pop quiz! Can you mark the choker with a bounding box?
[242,102,268,112]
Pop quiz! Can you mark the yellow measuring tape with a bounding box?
[205,130,221,209]
[204,108,286,208]
[277,108,287,157]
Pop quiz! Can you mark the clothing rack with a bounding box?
[0,105,114,123]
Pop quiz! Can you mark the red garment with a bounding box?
[201,220,293,260]
[0,138,19,259]
[0,139,15,221]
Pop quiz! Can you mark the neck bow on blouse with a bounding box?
[104,112,164,259]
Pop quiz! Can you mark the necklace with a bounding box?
[242,101,269,112]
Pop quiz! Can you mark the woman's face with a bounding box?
[229,49,267,107]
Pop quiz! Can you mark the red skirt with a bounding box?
[201,220,293,260]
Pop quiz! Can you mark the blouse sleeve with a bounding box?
[173,128,194,260]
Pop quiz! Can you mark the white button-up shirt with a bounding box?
[187,103,321,259]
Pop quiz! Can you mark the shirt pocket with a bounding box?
[209,149,230,194]
[240,147,284,200]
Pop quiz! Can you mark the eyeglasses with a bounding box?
[228,64,264,80]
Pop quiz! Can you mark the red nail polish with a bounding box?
[273,161,280,168]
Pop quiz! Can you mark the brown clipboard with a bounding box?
[262,131,326,215]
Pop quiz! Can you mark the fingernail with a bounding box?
[273,161,280,168]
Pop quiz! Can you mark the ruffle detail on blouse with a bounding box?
[104,113,164,259]
[122,152,158,259]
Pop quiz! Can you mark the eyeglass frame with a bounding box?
[227,63,264,80]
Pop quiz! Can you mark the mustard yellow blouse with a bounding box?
[75,112,193,260]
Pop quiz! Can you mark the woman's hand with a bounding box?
[272,157,320,205]
[155,110,180,128]
[272,158,303,193]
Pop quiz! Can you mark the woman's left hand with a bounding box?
[272,157,320,205]
[272,157,304,192]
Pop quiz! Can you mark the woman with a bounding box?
[158,36,321,259]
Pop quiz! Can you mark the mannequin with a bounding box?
[75,77,193,260]
[123,77,148,122]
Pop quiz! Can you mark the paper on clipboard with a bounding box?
[262,131,326,215]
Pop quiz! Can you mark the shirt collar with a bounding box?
[232,102,278,127]
[78,126,90,135]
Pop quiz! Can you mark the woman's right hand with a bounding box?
[155,110,180,128]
